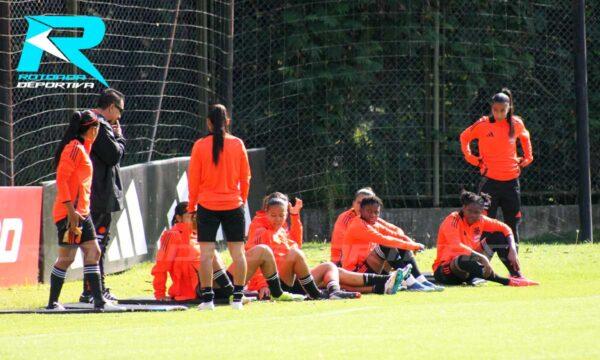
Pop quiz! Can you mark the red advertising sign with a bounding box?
[0,187,42,287]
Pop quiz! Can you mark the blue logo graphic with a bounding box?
[16,16,108,86]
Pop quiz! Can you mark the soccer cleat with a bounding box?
[467,277,487,286]
[102,288,118,301]
[420,280,445,291]
[198,301,215,311]
[384,264,412,295]
[329,290,361,300]
[508,276,539,287]
[272,291,305,302]
[95,301,126,311]
[45,302,66,311]
[406,281,436,292]
[79,292,94,304]
[230,301,244,310]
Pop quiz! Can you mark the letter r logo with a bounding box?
[16,16,108,86]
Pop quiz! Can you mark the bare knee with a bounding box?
[288,247,305,261]
[82,247,100,264]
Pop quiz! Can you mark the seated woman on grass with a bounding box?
[246,193,406,299]
[432,191,539,287]
[152,202,304,307]
[341,194,442,292]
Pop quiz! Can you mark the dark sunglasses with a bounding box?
[114,103,124,115]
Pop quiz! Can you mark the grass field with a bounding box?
[1,239,599,359]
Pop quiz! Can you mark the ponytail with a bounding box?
[501,88,515,137]
[207,104,229,165]
[53,111,99,169]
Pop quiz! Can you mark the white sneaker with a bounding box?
[45,302,66,311]
[384,270,398,294]
[97,301,126,311]
[198,301,215,311]
[230,301,243,310]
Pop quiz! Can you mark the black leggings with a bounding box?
[375,245,422,277]
[479,177,522,245]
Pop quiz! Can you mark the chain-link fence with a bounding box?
[233,0,600,210]
[1,0,598,211]
[0,0,232,185]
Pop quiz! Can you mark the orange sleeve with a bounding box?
[377,219,412,241]
[151,231,180,299]
[483,217,513,238]
[460,122,482,167]
[517,120,533,167]
[187,141,201,213]
[288,214,303,248]
[55,144,79,204]
[239,141,251,203]
[330,215,347,263]
[350,219,421,251]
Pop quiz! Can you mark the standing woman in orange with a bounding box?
[47,111,123,311]
[460,88,533,245]
[188,104,251,310]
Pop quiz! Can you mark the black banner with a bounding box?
[40,149,266,282]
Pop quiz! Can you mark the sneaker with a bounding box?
[508,276,539,287]
[45,302,66,311]
[421,280,445,291]
[198,301,215,311]
[385,264,412,295]
[79,292,94,304]
[272,291,305,302]
[467,277,487,286]
[95,301,126,311]
[230,301,243,310]
[329,290,361,300]
[407,281,436,292]
[102,288,118,301]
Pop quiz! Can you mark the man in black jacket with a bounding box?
[80,88,126,302]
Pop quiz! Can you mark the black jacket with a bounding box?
[90,116,125,213]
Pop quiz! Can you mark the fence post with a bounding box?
[432,0,441,207]
[0,1,14,186]
[573,0,593,243]
[197,0,209,133]
[67,0,78,110]
[226,0,234,113]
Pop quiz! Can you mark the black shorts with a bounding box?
[433,263,464,286]
[56,215,97,248]
[196,204,245,243]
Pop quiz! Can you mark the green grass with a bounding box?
[1,241,599,359]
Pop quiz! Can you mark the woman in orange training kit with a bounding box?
[460,88,533,245]
[188,104,251,310]
[433,191,538,287]
[47,111,123,311]
[246,193,405,299]
[153,202,303,302]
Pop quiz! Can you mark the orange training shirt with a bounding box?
[341,216,421,272]
[151,222,200,301]
[433,211,512,271]
[244,212,302,291]
[187,134,251,212]
[460,116,533,181]
[52,138,94,223]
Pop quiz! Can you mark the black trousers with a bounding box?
[479,177,522,244]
